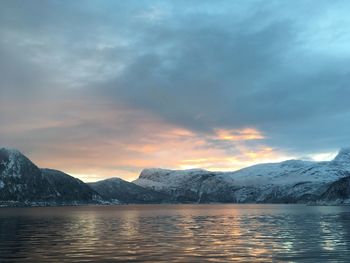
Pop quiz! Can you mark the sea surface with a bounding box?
[1,204,350,262]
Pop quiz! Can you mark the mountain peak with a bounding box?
[0,147,22,157]
[0,148,30,178]
[332,147,350,164]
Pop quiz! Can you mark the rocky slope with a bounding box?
[42,169,102,203]
[0,147,169,206]
[0,148,102,206]
[133,148,350,204]
[89,177,171,203]
[318,175,350,204]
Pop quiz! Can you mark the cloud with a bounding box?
[1,0,350,180]
[214,128,264,141]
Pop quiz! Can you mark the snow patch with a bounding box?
[2,149,23,178]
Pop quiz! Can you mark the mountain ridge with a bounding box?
[0,147,171,206]
[0,148,104,206]
[88,177,171,204]
[2,147,350,206]
[134,148,350,204]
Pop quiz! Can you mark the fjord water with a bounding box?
[1,205,350,262]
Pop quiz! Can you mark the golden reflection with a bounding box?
[119,210,141,237]
[1,205,350,261]
[319,218,343,251]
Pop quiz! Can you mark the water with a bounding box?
[1,204,350,262]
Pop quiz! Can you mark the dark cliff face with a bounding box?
[89,178,170,203]
[0,148,101,205]
[0,148,57,202]
[165,174,238,203]
[320,174,350,203]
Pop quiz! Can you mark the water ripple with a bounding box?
[0,204,350,262]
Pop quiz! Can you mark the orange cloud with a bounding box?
[215,128,264,141]
[6,101,289,182]
[29,124,289,182]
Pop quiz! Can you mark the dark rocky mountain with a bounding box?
[89,177,170,203]
[0,148,101,206]
[41,168,102,203]
[319,174,350,204]
[0,148,56,203]
[0,147,169,206]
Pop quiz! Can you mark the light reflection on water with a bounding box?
[1,204,350,262]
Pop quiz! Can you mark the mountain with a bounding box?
[134,168,239,203]
[0,147,167,206]
[318,175,350,204]
[133,148,350,204]
[332,147,350,166]
[89,177,170,203]
[0,148,55,203]
[2,146,350,206]
[41,169,102,203]
[0,148,102,206]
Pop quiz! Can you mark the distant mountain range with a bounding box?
[88,178,170,204]
[1,147,350,206]
[134,148,350,204]
[0,148,163,206]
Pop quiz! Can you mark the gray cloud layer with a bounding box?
[1,0,350,177]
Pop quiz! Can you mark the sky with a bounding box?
[0,0,349,182]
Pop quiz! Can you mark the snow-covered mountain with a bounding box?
[133,148,350,204]
[2,146,350,206]
[0,148,102,206]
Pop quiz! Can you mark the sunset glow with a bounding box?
[215,128,265,141]
[1,1,350,262]
[1,0,348,182]
[22,115,291,182]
